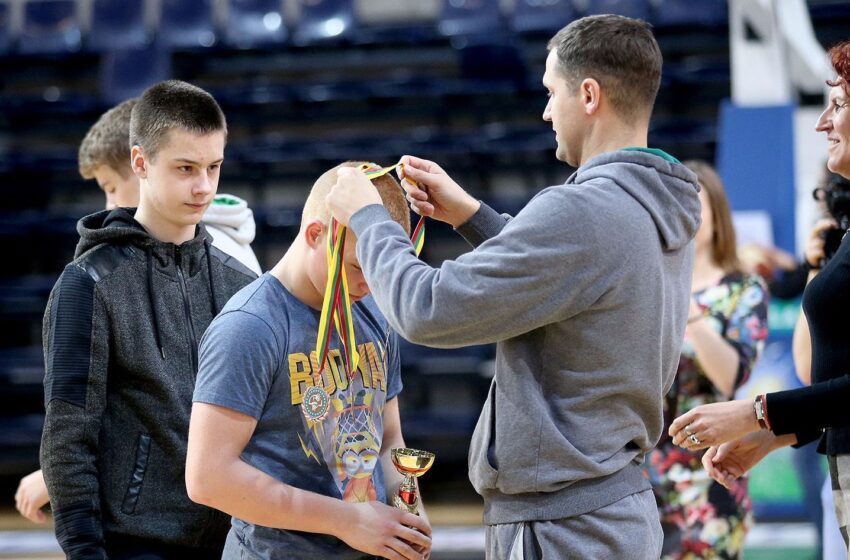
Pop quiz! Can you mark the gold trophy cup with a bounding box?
[390,448,435,515]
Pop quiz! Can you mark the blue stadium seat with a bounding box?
[0,2,11,55]
[89,0,149,52]
[0,275,54,318]
[99,43,171,104]
[18,0,82,55]
[225,0,288,49]
[583,0,652,20]
[649,117,716,161]
[159,0,216,49]
[290,0,355,46]
[510,0,578,36]
[456,38,528,88]
[653,0,727,28]
[438,0,505,37]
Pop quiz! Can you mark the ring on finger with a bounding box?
[688,433,701,446]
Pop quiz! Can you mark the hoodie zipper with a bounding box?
[175,246,199,373]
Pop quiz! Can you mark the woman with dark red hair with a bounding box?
[667,40,850,553]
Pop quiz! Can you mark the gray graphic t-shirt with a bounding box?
[194,273,403,559]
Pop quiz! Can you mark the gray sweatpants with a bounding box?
[485,490,662,560]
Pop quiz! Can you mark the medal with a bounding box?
[302,385,331,422]
[305,162,427,423]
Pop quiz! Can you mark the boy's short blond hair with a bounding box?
[303,161,411,236]
[78,98,137,180]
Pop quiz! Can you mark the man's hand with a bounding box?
[327,167,384,227]
[335,501,432,560]
[398,155,480,228]
[702,431,796,489]
[15,469,49,524]
[669,398,760,450]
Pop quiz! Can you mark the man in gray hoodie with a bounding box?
[327,15,701,559]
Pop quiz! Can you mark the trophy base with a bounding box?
[393,494,419,515]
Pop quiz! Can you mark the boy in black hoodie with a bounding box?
[40,80,256,559]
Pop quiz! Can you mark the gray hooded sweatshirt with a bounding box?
[348,149,701,524]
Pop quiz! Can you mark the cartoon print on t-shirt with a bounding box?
[290,338,389,501]
[333,390,380,502]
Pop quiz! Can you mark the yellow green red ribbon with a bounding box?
[361,162,426,258]
[314,161,427,385]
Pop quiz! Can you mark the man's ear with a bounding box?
[130,145,147,179]
[581,78,601,116]
[303,219,326,249]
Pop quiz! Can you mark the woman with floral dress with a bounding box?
[646,160,769,559]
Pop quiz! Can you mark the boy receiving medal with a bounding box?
[186,162,431,560]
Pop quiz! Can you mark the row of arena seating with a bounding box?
[0,0,732,56]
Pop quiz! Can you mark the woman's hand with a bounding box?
[804,217,838,268]
[702,431,797,489]
[669,399,760,450]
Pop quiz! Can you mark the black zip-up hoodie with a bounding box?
[40,208,256,559]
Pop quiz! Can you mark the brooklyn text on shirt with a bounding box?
[288,341,388,405]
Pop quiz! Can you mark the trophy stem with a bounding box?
[399,475,417,506]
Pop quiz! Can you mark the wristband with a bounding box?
[754,394,771,431]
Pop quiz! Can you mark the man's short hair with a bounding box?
[129,80,227,160]
[78,98,137,180]
[303,162,411,236]
[547,15,662,124]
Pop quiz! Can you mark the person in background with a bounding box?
[645,160,768,560]
[75,98,262,276]
[39,81,256,558]
[668,39,850,556]
[14,95,262,526]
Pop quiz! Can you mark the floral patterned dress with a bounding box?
[646,272,769,560]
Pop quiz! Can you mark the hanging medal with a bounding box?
[303,161,427,423]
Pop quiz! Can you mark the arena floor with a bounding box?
[0,507,820,560]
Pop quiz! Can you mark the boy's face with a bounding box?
[132,128,225,229]
[94,164,140,209]
[304,222,370,304]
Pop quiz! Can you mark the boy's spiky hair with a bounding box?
[130,80,227,159]
[78,98,137,179]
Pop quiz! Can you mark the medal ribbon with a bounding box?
[314,162,426,385]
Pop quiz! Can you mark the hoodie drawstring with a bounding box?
[204,238,221,315]
[146,247,166,359]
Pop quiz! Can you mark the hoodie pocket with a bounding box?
[121,433,151,515]
[469,380,499,492]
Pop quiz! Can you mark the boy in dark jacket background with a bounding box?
[40,80,255,559]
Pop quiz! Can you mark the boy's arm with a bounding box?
[186,402,430,559]
[40,265,110,559]
[380,398,432,559]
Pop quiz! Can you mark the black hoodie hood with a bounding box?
[74,207,222,360]
[75,207,212,260]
